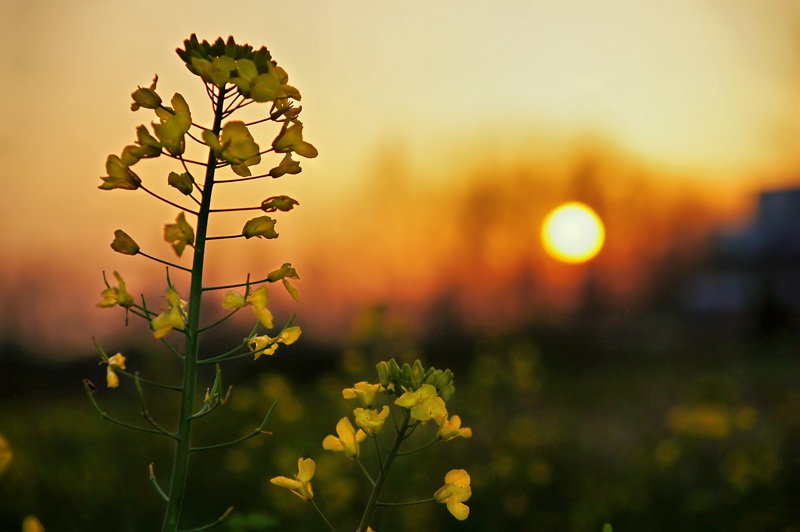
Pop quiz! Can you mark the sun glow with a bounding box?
[541,202,605,263]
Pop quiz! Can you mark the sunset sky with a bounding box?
[2,0,800,354]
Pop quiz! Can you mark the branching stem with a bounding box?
[357,410,412,532]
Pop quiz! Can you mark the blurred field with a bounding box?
[2,314,800,531]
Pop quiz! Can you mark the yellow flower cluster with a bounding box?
[270,359,473,525]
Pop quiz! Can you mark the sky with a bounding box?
[1,0,800,354]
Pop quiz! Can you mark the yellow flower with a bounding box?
[110,229,140,255]
[97,271,134,308]
[242,215,278,239]
[168,171,193,195]
[267,263,300,301]
[106,353,126,388]
[221,291,246,310]
[204,121,262,177]
[436,414,473,442]
[248,326,302,359]
[353,406,390,436]
[130,75,162,111]
[254,62,301,102]
[246,286,273,328]
[270,457,315,501]
[260,195,299,213]
[151,288,186,338]
[272,120,318,159]
[434,469,471,521]
[98,154,141,190]
[152,93,192,156]
[268,153,302,178]
[164,212,195,257]
[395,384,447,422]
[342,381,383,408]
[322,417,367,458]
[224,286,285,331]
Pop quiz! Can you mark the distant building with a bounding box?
[685,187,800,336]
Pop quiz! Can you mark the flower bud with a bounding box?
[376,361,391,387]
[436,369,456,402]
[388,359,402,384]
[401,363,413,388]
[410,360,425,389]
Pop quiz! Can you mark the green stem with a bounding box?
[310,499,337,532]
[357,410,411,532]
[139,251,192,273]
[161,84,226,532]
[140,185,198,215]
[149,463,170,502]
[396,437,439,456]
[197,308,240,333]
[190,400,276,451]
[83,380,170,437]
[376,497,435,507]
[356,457,376,487]
[202,277,268,292]
[115,368,182,392]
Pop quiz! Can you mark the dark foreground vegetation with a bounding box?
[2,317,800,531]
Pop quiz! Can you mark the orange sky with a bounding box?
[2,0,800,354]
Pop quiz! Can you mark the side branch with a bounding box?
[139,252,192,273]
[190,400,277,452]
[202,277,271,292]
[114,368,183,392]
[135,373,179,439]
[149,463,170,502]
[213,172,271,184]
[140,185,198,215]
[208,206,262,213]
[179,506,234,532]
[83,380,172,437]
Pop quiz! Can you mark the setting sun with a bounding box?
[541,202,605,263]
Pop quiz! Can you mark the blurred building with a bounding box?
[685,186,800,337]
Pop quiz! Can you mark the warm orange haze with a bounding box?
[4,3,800,531]
[1,0,799,353]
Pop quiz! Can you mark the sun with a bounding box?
[541,202,605,263]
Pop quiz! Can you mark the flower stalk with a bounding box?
[160,82,226,532]
[357,409,411,531]
[91,34,314,531]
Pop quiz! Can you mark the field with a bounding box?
[2,316,800,531]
